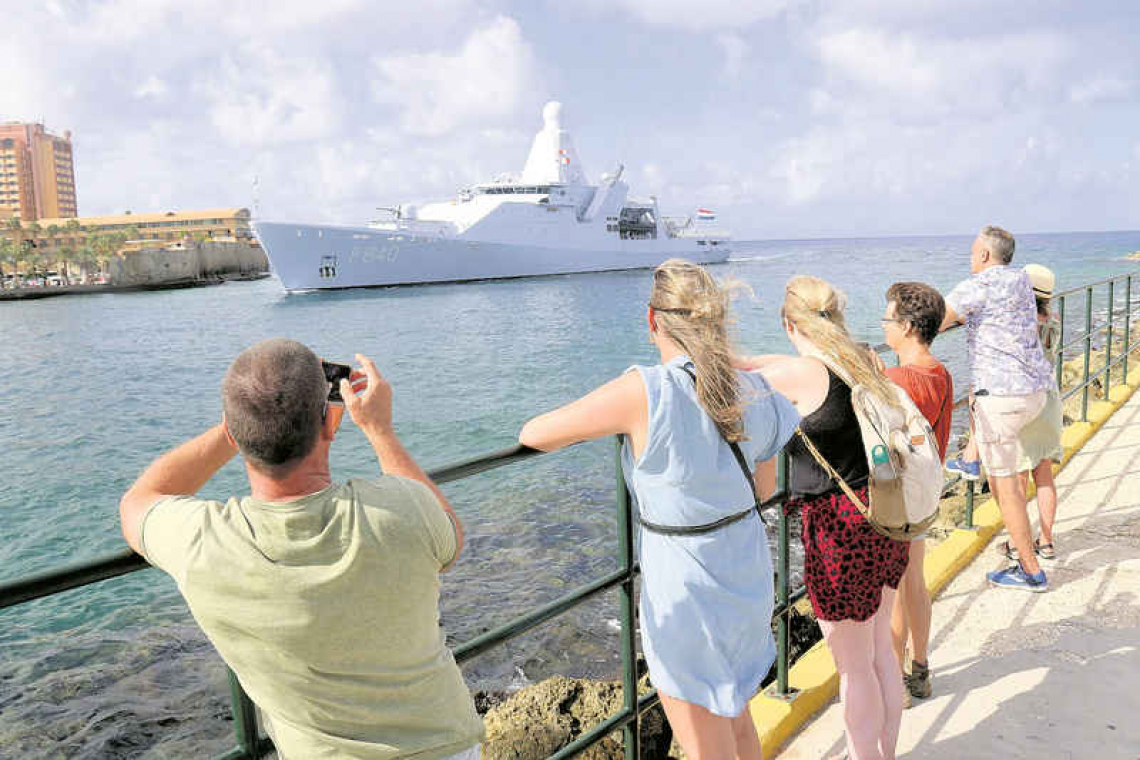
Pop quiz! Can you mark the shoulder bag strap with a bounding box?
[794,426,871,517]
[679,365,766,519]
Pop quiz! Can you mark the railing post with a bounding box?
[1083,286,1093,421]
[615,438,639,760]
[964,477,975,528]
[775,452,791,696]
[1105,280,1115,391]
[1126,276,1133,385]
[1056,294,1066,389]
[227,669,260,759]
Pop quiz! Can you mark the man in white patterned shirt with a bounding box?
[942,225,1056,592]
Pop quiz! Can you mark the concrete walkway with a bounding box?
[775,392,1140,760]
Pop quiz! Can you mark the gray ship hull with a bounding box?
[254,222,731,291]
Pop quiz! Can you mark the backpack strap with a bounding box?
[679,364,769,525]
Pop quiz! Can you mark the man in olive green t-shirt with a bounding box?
[120,339,483,760]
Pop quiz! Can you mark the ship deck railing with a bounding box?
[2,268,1138,759]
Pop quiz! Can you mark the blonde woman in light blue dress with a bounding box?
[520,260,799,759]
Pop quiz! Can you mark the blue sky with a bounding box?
[2,0,1137,238]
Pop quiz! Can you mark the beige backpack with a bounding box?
[796,355,943,541]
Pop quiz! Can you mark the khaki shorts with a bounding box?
[972,391,1047,478]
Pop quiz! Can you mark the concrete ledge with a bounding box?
[752,640,838,756]
[751,370,1140,758]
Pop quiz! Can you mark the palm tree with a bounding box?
[44,223,66,284]
[20,240,42,285]
[57,243,76,283]
[76,241,98,282]
[0,236,17,289]
[5,217,25,287]
[90,233,123,281]
[64,219,85,282]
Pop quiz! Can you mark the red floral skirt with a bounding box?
[792,486,910,622]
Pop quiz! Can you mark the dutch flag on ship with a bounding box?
[696,208,716,221]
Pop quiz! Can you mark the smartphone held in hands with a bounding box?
[322,361,353,403]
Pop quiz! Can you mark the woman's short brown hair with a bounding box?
[886,282,945,346]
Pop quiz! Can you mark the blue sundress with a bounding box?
[620,355,800,716]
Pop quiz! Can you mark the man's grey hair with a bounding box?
[979,225,1015,264]
[222,338,327,477]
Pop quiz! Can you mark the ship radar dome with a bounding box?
[542,101,563,128]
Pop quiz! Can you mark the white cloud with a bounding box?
[586,0,800,31]
[133,75,167,99]
[815,28,1071,122]
[200,46,343,147]
[372,16,540,137]
[808,88,838,115]
[1068,76,1133,104]
[716,33,749,78]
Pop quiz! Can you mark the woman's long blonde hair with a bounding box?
[782,275,900,408]
[650,259,747,442]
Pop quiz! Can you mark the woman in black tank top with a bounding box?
[785,368,869,497]
[738,276,909,760]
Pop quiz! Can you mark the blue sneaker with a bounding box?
[945,457,981,481]
[987,564,1048,592]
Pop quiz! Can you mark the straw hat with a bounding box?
[1024,264,1055,297]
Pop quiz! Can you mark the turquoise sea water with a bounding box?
[2,230,1139,756]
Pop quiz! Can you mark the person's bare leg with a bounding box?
[992,473,1041,575]
[819,617,885,760]
[901,540,930,666]
[890,574,909,670]
[872,589,905,760]
[1033,459,1058,546]
[962,436,979,462]
[730,708,764,760]
[658,692,738,760]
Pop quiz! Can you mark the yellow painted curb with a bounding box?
[751,374,1140,757]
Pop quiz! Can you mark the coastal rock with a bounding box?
[482,673,673,759]
[481,611,823,760]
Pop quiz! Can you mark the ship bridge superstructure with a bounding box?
[367,101,724,246]
[254,100,730,289]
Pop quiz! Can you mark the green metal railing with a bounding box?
[5,267,1139,758]
[0,437,803,759]
[958,270,1140,527]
